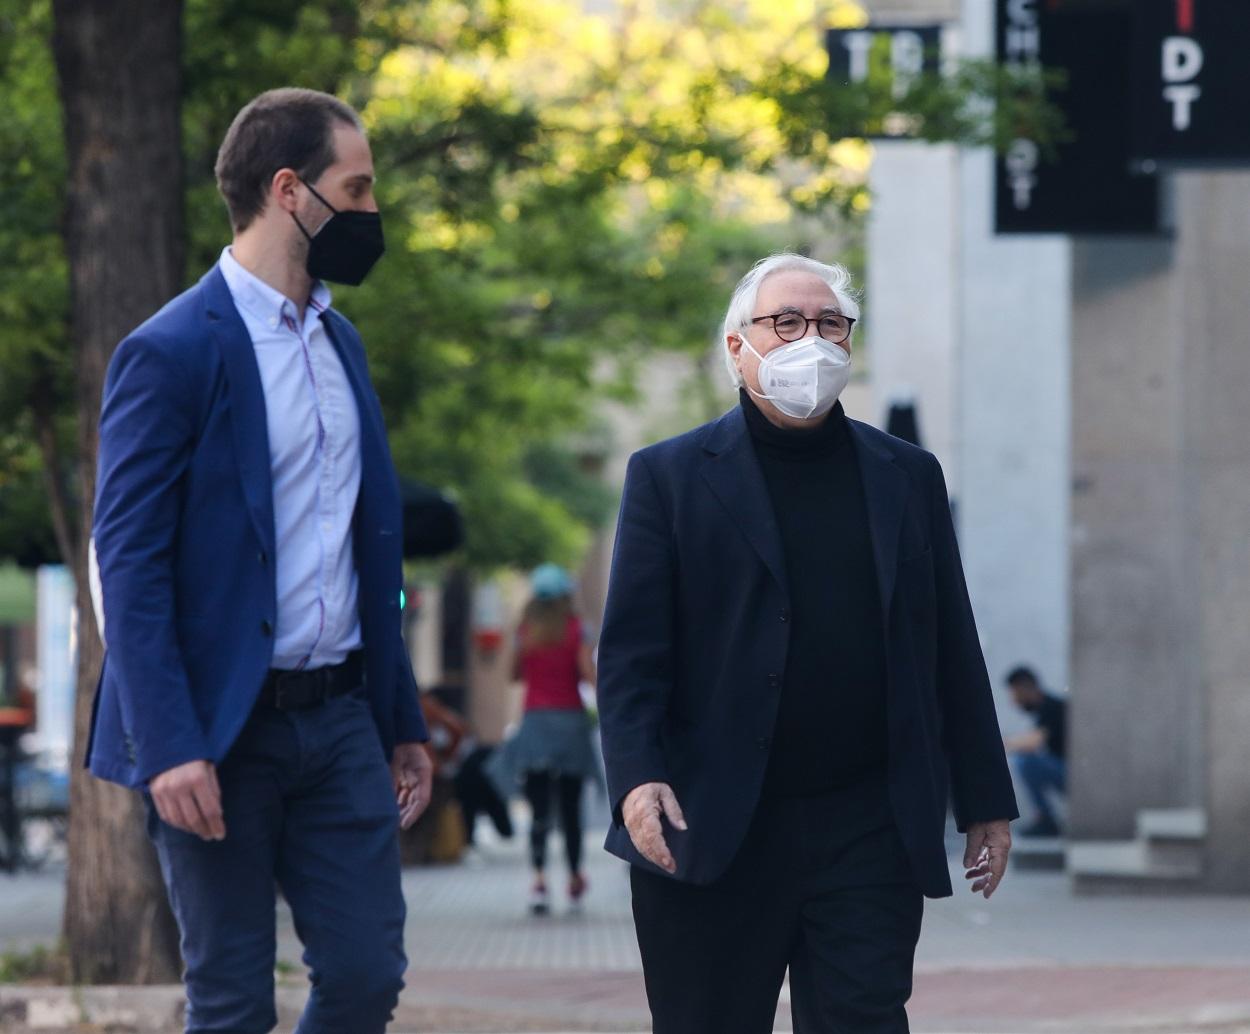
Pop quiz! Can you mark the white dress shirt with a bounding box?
[219,247,362,670]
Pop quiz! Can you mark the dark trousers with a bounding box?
[1015,750,1066,823]
[453,746,514,844]
[523,770,583,873]
[145,690,406,1034]
[630,776,923,1034]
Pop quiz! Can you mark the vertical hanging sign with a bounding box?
[995,0,1160,235]
[1130,0,1250,164]
[826,25,943,138]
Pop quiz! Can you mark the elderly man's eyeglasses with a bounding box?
[748,311,856,344]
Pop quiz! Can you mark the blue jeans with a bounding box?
[146,691,406,1034]
[1014,750,1066,824]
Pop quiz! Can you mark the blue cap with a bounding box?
[530,563,573,600]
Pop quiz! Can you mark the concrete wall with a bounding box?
[863,0,1250,890]
[860,0,1074,757]
[866,141,960,483]
[1068,170,1250,889]
[1176,173,1250,890]
[1067,231,1200,839]
[955,142,1072,710]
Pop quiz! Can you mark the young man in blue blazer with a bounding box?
[598,254,1018,1034]
[89,88,430,1034]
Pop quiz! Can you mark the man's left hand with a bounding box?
[391,742,433,829]
[963,819,1012,899]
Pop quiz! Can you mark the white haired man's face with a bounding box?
[727,270,850,422]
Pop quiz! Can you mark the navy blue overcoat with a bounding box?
[598,406,1018,898]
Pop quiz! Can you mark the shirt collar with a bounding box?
[219,246,332,332]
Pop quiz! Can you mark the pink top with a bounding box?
[520,616,584,712]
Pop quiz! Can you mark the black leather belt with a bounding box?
[257,651,364,711]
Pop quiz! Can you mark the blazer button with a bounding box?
[260,619,273,636]
[258,550,268,566]
[779,608,790,623]
[767,673,781,688]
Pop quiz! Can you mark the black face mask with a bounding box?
[293,178,385,286]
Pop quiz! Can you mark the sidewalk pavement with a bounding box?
[3,819,1250,1032]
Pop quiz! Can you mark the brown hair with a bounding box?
[519,596,574,650]
[214,87,362,233]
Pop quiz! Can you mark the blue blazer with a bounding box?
[87,265,428,788]
[597,406,1018,898]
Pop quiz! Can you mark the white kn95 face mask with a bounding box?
[741,335,852,420]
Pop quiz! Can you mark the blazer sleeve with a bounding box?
[927,455,1020,830]
[597,450,676,819]
[392,640,429,744]
[94,334,211,782]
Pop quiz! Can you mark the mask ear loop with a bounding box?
[291,176,337,242]
[739,334,785,404]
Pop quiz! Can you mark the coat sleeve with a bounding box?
[597,450,677,819]
[94,334,211,782]
[927,455,1020,830]
[392,641,429,744]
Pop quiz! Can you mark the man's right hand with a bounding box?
[150,760,226,841]
[622,782,687,874]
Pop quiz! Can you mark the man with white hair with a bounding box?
[598,253,1018,1033]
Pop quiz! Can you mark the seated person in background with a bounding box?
[1004,665,1067,837]
[421,691,467,775]
[398,692,468,865]
[421,691,514,849]
[454,744,515,850]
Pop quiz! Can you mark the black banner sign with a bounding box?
[826,25,942,138]
[1130,0,1250,165]
[995,0,1159,235]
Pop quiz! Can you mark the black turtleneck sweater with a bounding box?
[741,390,889,797]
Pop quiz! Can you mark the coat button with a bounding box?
[258,550,268,566]
[779,608,790,622]
[260,620,273,636]
[767,673,781,688]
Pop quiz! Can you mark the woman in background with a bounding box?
[492,564,598,914]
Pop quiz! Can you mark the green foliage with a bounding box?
[0,942,68,984]
[0,0,70,566]
[0,0,1063,573]
[0,0,66,386]
[768,55,1068,158]
[0,421,61,568]
[523,442,617,530]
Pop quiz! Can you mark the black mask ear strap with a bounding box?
[298,176,339,215]
[291,212,315,243]
[292,176,336,242]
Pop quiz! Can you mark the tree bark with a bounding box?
[51,0,186,984]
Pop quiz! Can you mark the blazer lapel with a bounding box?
[319,311,396,526]
[849,421,909,623]
[202,267,275,556]
[700,407,789,597]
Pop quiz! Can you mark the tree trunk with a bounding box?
[51,0,186,984]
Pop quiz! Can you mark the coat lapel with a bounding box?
[849,420,909,622]
[319,311,397,529]
[699,407,790,597]
[202,267,275,555]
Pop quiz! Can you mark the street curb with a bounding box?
[0,984,645,1033]
[0,985,186,1031]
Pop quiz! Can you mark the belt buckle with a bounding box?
[272,670,302,710]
